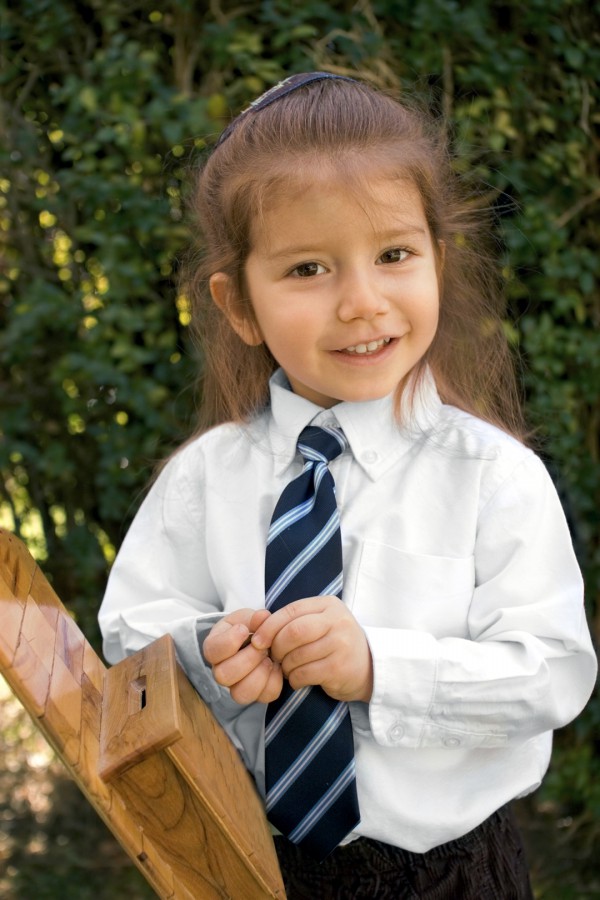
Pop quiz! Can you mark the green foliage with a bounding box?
[1,0,598,830]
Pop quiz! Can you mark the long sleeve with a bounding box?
[99,448,226,701]
[100,452,208,646]
[362,454,597,749]
[98,433,270,781]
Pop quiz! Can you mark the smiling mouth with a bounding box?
[341,337,392,355]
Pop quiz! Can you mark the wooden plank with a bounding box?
[55,608,85,684]
[0,529,286,899]
[113,752,267,899]
[170,662,278,859]
[0,575,25,670]
[83,639,106,695]
[8,619,52,717]
[72,672,113,810]
[21,591,57,674]
[0,532,182,898]
[43,650,83,767]
[0,528,37,601]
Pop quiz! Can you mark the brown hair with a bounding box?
[181,76,526,439]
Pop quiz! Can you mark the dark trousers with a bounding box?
[274,805,533,899]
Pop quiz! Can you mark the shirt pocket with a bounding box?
[351,540,475,638]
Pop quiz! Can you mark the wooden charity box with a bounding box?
[0,528,285,899]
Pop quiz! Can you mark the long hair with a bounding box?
[181,76,526,439]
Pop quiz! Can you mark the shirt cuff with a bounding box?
[364,627,513,750]
[365,626,438,747]
[169,613,228,705]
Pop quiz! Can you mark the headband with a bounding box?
[213,71,360,150]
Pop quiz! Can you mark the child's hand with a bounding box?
[251,597,373,703]
[203,608,283,705]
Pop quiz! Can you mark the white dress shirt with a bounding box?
[99,369,597,853]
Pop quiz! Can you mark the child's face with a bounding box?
[214,169,440,408]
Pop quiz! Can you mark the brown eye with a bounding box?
[378,248,409,264]
[292,262,325,277]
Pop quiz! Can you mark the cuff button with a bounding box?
[389,723,404,742]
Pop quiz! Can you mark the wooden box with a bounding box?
[0,529,285,899]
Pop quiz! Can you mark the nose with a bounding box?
[336,267,389,322]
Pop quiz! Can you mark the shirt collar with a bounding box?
[263,368,442,480]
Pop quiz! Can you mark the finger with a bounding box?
[204,608,259,663]
[203,621,250,665]
[272,601,359,663]
[269,614,331,663]
[212,608,256,633]
[286,637,374,703]
[286,658,329,692]
[212,643,269,687]
[229,656,278,705]
[235,609,273,650]
[249,608,271,633]
[278,633,330,676]
[255,661,284,704]
[286,656,352,698]
[252,596,328,650]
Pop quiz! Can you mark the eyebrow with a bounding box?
[375,226,428,241]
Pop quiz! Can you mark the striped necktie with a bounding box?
[264,425,360,860]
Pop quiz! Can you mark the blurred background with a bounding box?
[0,0,598,897]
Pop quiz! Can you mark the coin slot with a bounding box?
[128,676,148,715]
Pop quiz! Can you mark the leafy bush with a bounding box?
[1,0,597,822]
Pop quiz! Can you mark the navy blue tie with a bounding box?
[264,425,360,861]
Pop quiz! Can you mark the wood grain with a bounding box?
[0,528,285,899]
[99,636,183,782]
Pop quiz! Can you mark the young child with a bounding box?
[99,73,597,899]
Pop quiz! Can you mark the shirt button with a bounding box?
[389,723,404,742]
[443,736,462,747]
[362,450,379,464]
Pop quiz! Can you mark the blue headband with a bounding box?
[213,71,360,150]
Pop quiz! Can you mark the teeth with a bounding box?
[345,338,390,354]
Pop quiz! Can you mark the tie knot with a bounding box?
[297,425,347,465]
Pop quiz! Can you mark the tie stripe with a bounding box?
[287,759,357,844]
[264,425,360,861]
[321,571,343,598]
[265,701,349,811]
[265,686,312,745]
[267,463,329,543]
[265,509,340,609]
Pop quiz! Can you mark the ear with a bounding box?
[209,272,263,346]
